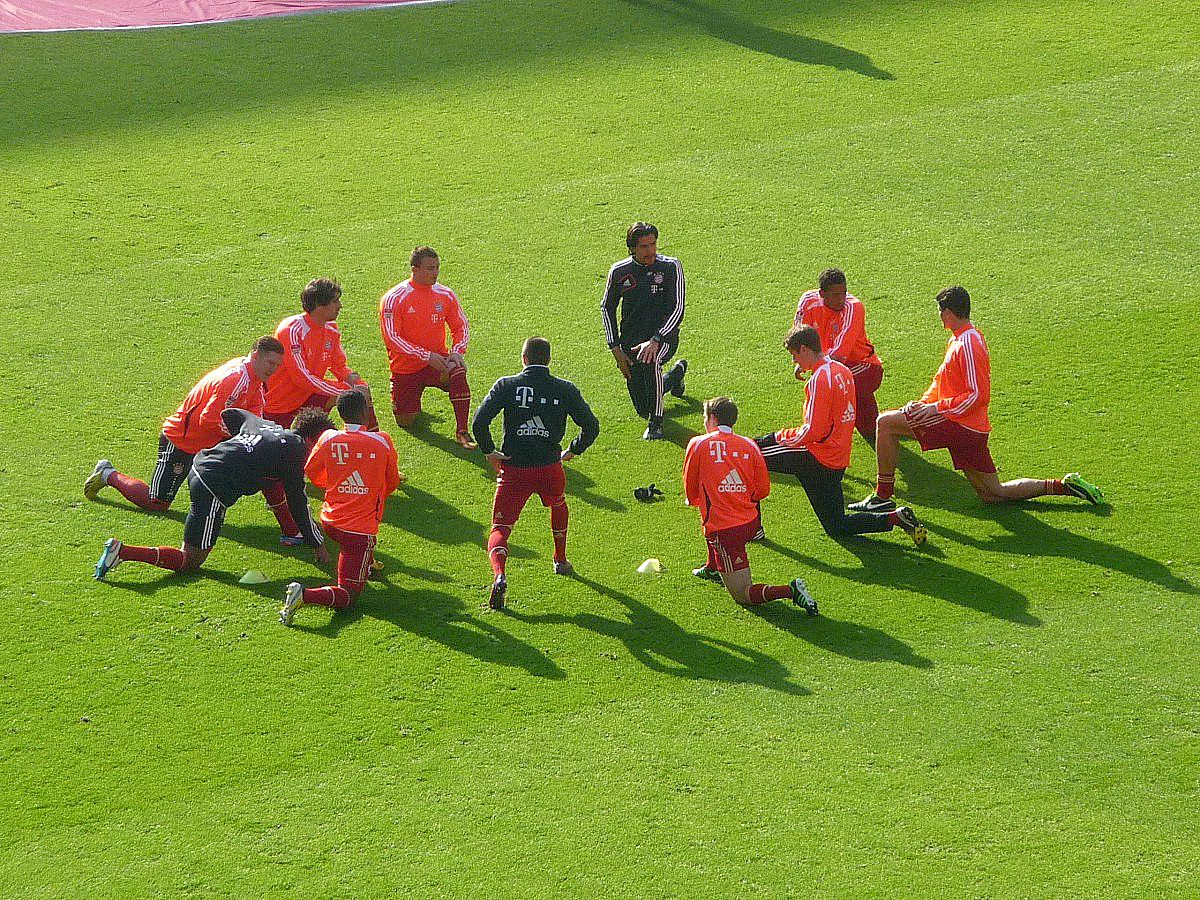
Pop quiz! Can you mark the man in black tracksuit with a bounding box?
[472,337,600,608]
[94,409,331,580]
[600,221,688,441]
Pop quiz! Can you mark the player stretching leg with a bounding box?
[851,286,1105,511]
[683,397,818,614]
[85,337,284,513]
[279,391,401,626]
[691,326,923,583]
[94,409,332,584]
[471,337,600,609]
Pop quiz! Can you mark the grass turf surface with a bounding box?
[2,0,1198,894]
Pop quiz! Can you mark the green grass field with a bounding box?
[3,0,1198,894]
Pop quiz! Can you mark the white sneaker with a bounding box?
[84,459,115,500]
[94,538,123,581]
[279,582,304,626]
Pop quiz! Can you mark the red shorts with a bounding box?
[325,523,377,595]
[705,515,762,574]
[905,412,997,473]
[264,392,338,428]
[492,462,566,528]
[390,364,470,419]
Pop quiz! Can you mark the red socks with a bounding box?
[302,586,352,609]
[119,545,188,571]
[550,500,569,563]
[487,528,509,576]
[875,474,896,500]
[261,480,300,537]
[109,473,170,512]
[448,368,471,433]
[745,584,791,605]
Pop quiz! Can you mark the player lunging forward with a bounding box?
[472,337,600,610]
[851,286,1105,511]
[683,397,818,613]
[280,391,401,625]
[94,409,331,583]
[85,336,283,513]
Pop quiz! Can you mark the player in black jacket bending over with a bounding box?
[472,337,600,609]
[601,221,688,441]
[94,408,332,580]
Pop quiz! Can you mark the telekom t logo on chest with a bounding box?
[709,441,727,463]
[330,442,351,465]
[516,386,535,408]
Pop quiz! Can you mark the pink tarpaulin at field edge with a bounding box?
[0,0,442,33]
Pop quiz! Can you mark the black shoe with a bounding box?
[489,574,507,610]
[665,359,688,398]
[692,564,722,583]
[894,506,927,546]
[790,578,818,616]
[750,525,765,543]
[643,421,665,441]
[552,560,575,576]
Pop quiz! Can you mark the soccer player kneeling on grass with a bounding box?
[94,409,332,583]
[723,325,925,563]
[379,246,477,449]
[85,336,284,515]
[850,286,1105,511]
[279,390,401,626]
[683,397,818,614]
[471,337,600,610]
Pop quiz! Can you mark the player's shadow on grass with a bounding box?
[624,0,895,80]
[663,396,702,448]
[507,574,808,695]
[749,605,934,668]
[403,416,498,480]
[762,537,1041,626]
[296,584,566,680]
[565,467,627,512]
[383,483,530,560]
[890,446,1195,595]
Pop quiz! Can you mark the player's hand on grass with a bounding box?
[611,347,633,380]
[633,339,661,365]
[313,544,332,566]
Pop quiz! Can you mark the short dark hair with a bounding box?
[293,407,335,442]
[936,285,971,319]
[818,268,847,291]
[522,336,551,366]
[252,335,284,355]
[784,324,822,354]
[410,246,439,268]
[301,278,341,313]
[626,221,658,252]
[336,390,367,424]
[703,396,738,427]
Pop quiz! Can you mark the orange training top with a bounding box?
[161,356,266,455]
[304,425,400,535]
[683,426,771,534]
[794,289,881,371]
[776,357,857,470]
[920,323,991,433]
[265,313,353,414]
[379,279,469,375]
